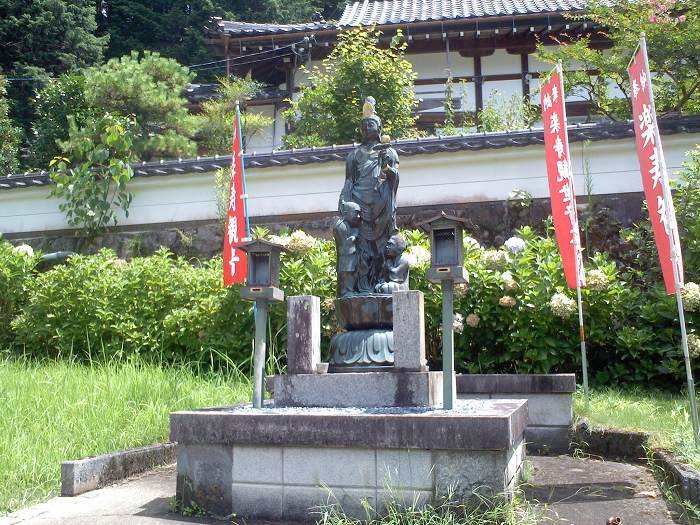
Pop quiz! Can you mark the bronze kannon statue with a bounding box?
[329,97,409,369]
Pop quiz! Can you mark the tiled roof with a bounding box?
[213,19,335,37]
[213,0,594,37]
[2,116,699,191]
[338,0,589,26]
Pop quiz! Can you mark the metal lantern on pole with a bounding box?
[419,212,469,410]
[238,239,287,408]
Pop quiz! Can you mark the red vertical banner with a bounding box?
[628,43,684,294]
[541,68,585,289]
[223,110,248,286]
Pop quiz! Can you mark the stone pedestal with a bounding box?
[329,294,394,370]
[170,399,528,522]
[392,290,427,372]
[287,295,321,375]
[268,371,442,408]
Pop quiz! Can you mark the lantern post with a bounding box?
[420,212,469,410]
[238,239,287,408]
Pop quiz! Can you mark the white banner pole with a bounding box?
[640,34,700,445]
[558,61,590,399]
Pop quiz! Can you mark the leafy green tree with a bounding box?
[537,0,700,120]
[84,51,197,160]
[49,113,136,238]
[29,73,93,169]
[477,91,538,132]
[195,76,273,155]
[0,76,22,176]
[283,28,418,147]
[441,76,458,135]
[101,1,233,69]
[0,0,107,129]
[228,0,345,24]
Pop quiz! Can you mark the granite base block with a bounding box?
[268,371,443,408]
[171,400,528,521]
[457,374,576,455]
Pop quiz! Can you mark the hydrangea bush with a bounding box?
[2,211,699,386]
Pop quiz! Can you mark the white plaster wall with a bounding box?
[246,105,277,153]
[2,133,698,235]
[409,51,474,79]
[481,49,521,76]
[482,79,523,103]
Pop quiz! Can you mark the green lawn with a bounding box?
[5,357,700,519]
[574,387,700,471]
[0,356,249,515]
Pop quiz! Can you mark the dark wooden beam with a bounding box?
[521,53,530,98]
[474,56,483,113]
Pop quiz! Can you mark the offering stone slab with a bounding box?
[170,399,528,521]
[267,371,443,408]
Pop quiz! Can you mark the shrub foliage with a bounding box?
[283,28,418,148]
[5,148,700,387]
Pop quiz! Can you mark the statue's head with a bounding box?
[341,200,361,226]
[385,234,406,257]
[360,96,381,142]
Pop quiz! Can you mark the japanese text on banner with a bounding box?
[223,113,248,286]
[628,47,683,294]
[540,71,585,289]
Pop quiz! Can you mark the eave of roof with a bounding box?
[210,0,596,38]
[2,116,699,191]
[338,0,589,27]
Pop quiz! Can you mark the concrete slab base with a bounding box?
[268,371,443,408]
[170,400,528,521]
[457,374,576,455]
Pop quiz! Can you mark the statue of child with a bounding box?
[334,200,361,297]
[375,233,410,294]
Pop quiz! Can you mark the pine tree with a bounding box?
[0,77,22,176]
[0,0,107,131]
[101,1,234,68]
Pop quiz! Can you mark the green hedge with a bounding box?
[1,223,698,387]
[3,149,700,385]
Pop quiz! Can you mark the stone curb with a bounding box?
[570,421,700,505]
[456,373,576,394]
[61,442,176,497]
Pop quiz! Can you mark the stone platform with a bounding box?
[457,374,576,454]
[268,371,443,408]
[170,399,528,521]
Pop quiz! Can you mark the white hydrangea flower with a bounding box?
[321,297,335,313]
[454,282,469,298]
[286,230,317,254]
[550,292,577,318]
[481,249,511,270]
[499,295,516,308]
[268,234,291,248]
[463,236,482,251]
[12,244,34,257]
[466,313,480,328]
[453,313,465,334]
[501,271,518,291]
[405,245,431,268]
[504,236,526,254]
[688,333,700,358]
[683,282,700,312]
[587,269,609,291]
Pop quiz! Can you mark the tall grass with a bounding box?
[575,387,700,470]
[316,490,542,525]
[0,354,249,515]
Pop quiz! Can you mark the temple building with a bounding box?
[201,0,610,152]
